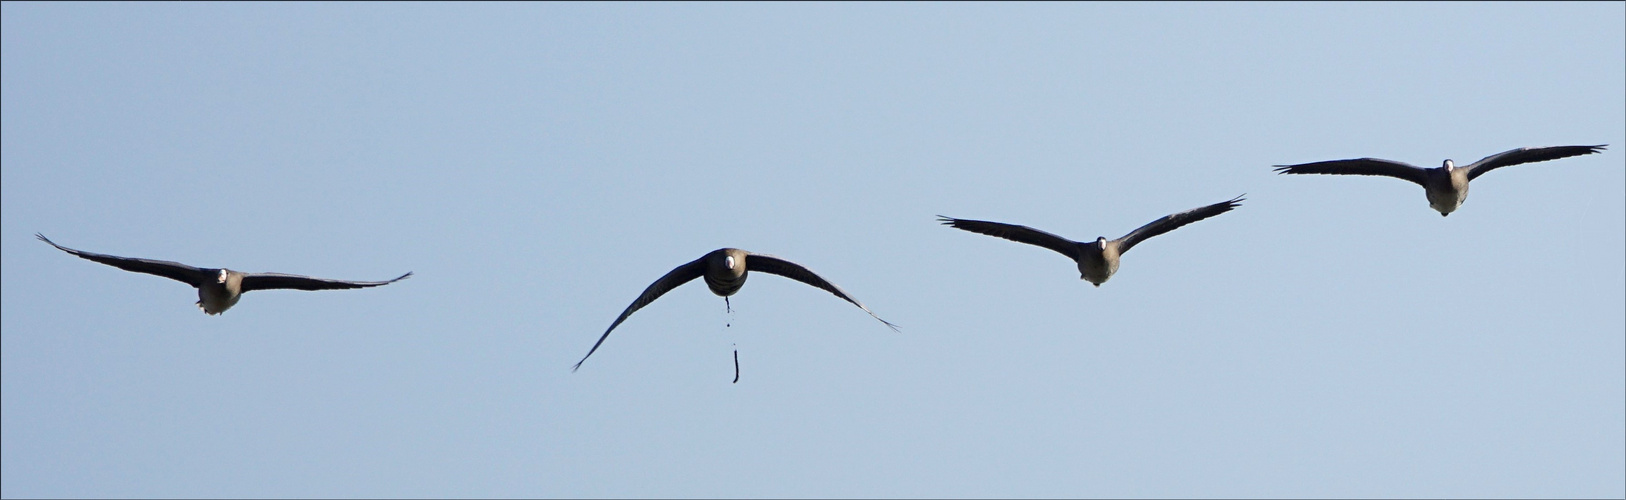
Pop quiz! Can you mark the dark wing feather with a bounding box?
[573,256,708,372]
[240,271,411,292]
[937,216,1081,260]
[745,253,899,332]
[36,233,211,286]
[1463,144,1606,181]
[1116,195,1244,255]
[1273,158,1430,187]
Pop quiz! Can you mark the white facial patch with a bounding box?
[218,269,228,283]
[725,256,736,269]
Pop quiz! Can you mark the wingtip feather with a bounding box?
[879,318,901,332]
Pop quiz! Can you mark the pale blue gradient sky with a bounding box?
[3,3,1622,498]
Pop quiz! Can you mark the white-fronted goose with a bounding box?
[1274,145,1606,216]
[573,248,897,372]
[939,196,1243,286]
[37,234,411,315]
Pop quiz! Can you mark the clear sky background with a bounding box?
[3,3,1622,498]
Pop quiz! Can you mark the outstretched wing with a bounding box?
[37,233,210,286]
[1463,144,1606,181]
[240,271,412,292]
[745,253,899,332]
[937,216,1081,261]
[1273,158,1430,188]
[573,256,708,371]
[1116,195,1244,255]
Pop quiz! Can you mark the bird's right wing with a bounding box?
[572,256,708,372]
[1272,158,1430,188]
[36,233,210,286]
[937,216,1081,261]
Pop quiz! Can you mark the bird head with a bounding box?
[217,269,229,283]
[725,255,736,270]
[1442,159,1456,171]
[1095,237,1107,250]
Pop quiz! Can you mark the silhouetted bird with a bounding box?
[1274,145,1606,216]
[940,196,1243,286]
[37,233,410,315]
[573,248,897,371]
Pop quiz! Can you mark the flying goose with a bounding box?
[573,248,897,372]
[1273,145,1606,216]
[939,196,1244,286]
[37,233,411,315]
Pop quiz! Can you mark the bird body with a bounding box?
[199,270,245,315]
[37,234,411,315]
[1423,163,1471,216]
[941,196,1244,286]
[573,247,896,371]
[700,248,749,297]
[1274,145,1605,216]
[1077,237,1119,286]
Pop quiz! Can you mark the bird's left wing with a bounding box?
[1463,144,1606,181]
[745,253,899,332]
[1116,195,1244,255]
[240,271,412,292]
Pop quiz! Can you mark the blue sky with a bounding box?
[3,3,1622,498]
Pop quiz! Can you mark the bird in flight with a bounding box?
[37,233,411,315]
[573,248,897,372]
[1273,145,1606,216]
[939,196,1244,287]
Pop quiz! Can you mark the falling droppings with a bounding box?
[732,347,740,384]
